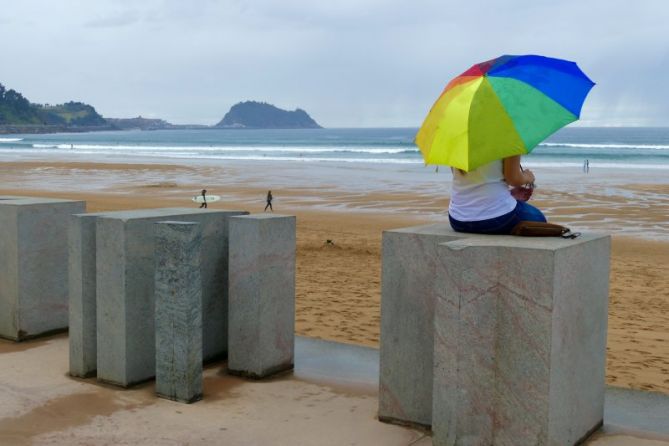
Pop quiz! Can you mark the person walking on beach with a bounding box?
[448,155,546,235]
[199,189,208,209]
[264,190,273,212]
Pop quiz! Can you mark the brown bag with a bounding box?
[511,221,580,239]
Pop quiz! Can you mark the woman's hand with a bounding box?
[503,155,535,186]
[522,168,535,185]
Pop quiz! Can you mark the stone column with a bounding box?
[432,234,610,446]
[0,198,85,341]
[154,221,203,403]
[228,214,296,379]
[378,224,471,428]
[68,212,105,377]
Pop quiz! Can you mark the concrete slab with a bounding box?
[0,334,668,445]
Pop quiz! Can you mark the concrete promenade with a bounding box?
[0,334,667,446]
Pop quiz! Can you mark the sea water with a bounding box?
[0,127,668,239]
[1,127,669,170]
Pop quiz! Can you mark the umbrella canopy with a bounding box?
[415,55,595,171]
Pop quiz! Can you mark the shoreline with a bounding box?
[1,158,668,240]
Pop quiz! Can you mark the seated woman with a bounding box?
[448,155,546,235]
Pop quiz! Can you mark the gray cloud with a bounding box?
[84,10,140,28]
[0,0,666,126]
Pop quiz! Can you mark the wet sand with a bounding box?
[1,160,668,394]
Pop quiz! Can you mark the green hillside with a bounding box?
[0,83,106,127]
[38,102,107,126]
[0,84,42,125]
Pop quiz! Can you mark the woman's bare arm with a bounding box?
[503,155,535,186]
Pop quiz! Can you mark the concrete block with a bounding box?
[155,222,203,403]
[432,234,610,446]
[378,224,471,428]
[0,197,86,340]
[228,214,296,379]
[95,208,247,387]
[68,212,107,377]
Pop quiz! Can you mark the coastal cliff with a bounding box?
[216,101,322,129]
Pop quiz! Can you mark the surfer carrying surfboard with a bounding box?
[192,191,220,206]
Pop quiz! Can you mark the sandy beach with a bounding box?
[1,159,668,395]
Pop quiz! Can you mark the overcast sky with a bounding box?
[1,0,667,127]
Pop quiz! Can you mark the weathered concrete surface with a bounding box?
[433,234,610,446]
[0,197,85,341]
[0,335,430,445]
[95,208,246,387]
[603,387,669,437]
[228,214,296,379]
[379,224,472,428]
[0,334,666,446]
[154,222,203,403]
[68,212,108,378]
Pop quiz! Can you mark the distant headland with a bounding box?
[0,82,322,134]
[0,83,111,134]
[216,101,321,129]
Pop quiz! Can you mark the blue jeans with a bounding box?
[449,201,547,235]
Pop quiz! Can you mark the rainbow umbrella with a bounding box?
[415,55,594,171]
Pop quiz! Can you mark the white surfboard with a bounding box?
[191,194,221,204]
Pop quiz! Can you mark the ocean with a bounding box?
[1,127,669,170]
[0,127,667,240]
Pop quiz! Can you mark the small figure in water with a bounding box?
[586,159,590,173]
[199,189,208,209]
[264,190,273,212]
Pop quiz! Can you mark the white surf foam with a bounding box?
[540,142,669,150]
[31,143,415,154]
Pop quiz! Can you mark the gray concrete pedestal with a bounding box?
[0,197,85,341]
[154,221,203,404]
[93,208,246,387]
[379,224,611,445]
[378,224,467,428]
[68,212,107,378]
[228,214,296,379]
[432,234,610,446]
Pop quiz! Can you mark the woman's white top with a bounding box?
[448,160,517,221]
